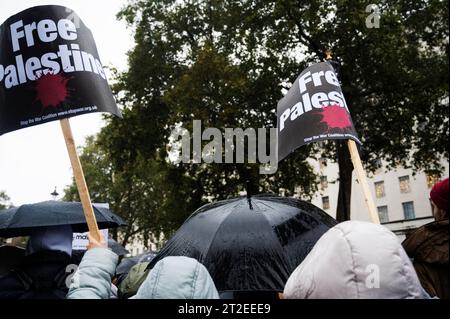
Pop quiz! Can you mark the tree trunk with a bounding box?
[336,140,353,222]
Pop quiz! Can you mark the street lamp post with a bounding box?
[50,187,59,200]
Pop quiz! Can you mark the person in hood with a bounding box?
[283,221,430,299]
[67,233,219,299]
[402,177,449,299]
[0,245,25,278]
[0,225,73,299]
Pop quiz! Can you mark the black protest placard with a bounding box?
[0,5,121,135]
[277,62,361,161]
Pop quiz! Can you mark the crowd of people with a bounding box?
[0,178,448,299]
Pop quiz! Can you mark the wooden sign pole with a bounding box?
[60,118,102,240]
[347,139,380,224]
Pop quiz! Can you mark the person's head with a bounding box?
[430,177,448,221]
[132,256,219,299]
[25,225,73,257]
[283,221,429,299]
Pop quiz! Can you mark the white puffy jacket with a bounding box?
[284,221,430,299]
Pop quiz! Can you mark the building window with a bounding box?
[374,181,385,198]
[426,174,439,189]
[377,206,389,223]
[322,196,330,210]
[319,157,327,170]
[399,175,411,193]
[402,201,415,220]
[320,176,328,189]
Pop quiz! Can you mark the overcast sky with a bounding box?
[0,0,134,205]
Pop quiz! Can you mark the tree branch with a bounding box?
[282,2,324,59]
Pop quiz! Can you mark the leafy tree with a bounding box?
[63,136,202,246]
[66,0,448,244]
[0,191,10,210]
[111,0,321,200]
[115,0,448,221]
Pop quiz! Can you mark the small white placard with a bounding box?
[72,203,109,250]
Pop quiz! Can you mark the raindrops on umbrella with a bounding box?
[148,194,337,295]
[0,201,127,238]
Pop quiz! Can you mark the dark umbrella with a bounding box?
[148,194,337,295]
[108,239,129,257]
[0,201,127,238]
[116,251,157,276]
[0,245,25,276]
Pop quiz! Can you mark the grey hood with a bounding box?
[284,221,429,299]
[132,256,219,299]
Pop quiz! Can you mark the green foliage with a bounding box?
[65,0,448,244]
[116,0,448,171]
[0,191,10,210]
[63,136,202,245]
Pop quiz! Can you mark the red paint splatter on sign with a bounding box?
[34,73,69,108]
[319,104,353,130]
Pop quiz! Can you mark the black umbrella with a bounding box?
[0,201,127,238]
[148,194,337,295]
[107,239,129,257]
[116,251,157,276]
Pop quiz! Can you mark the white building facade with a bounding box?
[125,238,158,256]
[307,157,449,241]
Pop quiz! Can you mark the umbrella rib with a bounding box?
[255,203,293,271]
[0,201,125,237]
[201,201,241,264]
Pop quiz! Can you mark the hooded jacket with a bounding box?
[67,248,118,299]
[283,221,429,299]
[0,225,73,299]
[402,219,449,299]
[132,256,219,299]
[25,225,73,257]
[67,249,219,299]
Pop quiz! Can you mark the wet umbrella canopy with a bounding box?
[0,201,127,238]
[107,239,130,257]
[116,251,157,276]
[148,194,337,294]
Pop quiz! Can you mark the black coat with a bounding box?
[0,250,72,299]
